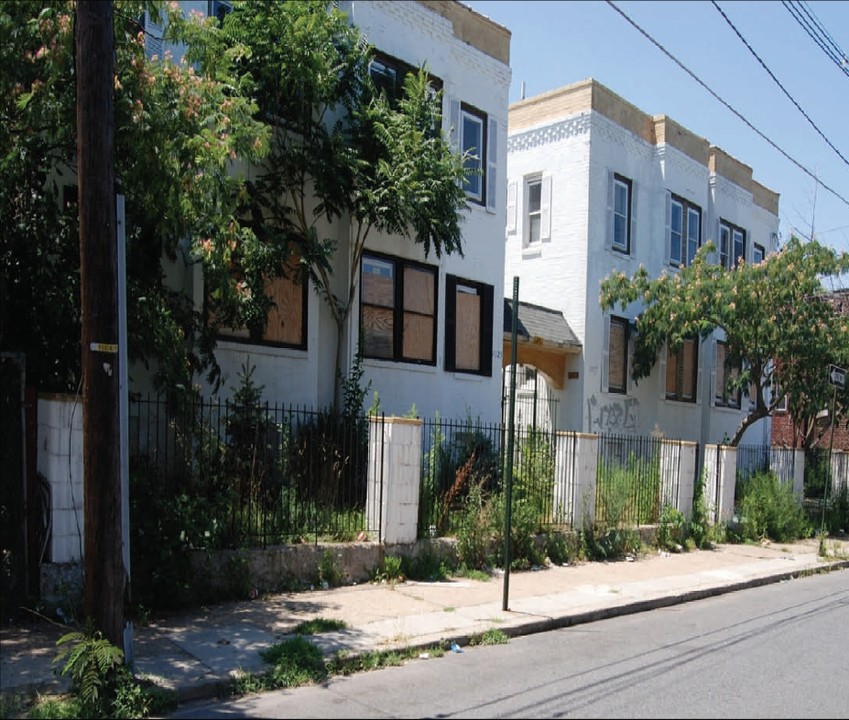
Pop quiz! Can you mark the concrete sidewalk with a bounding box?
[2,538,847,709]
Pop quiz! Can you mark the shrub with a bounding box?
[579,525,641,561]
[735,470,812,543]
[656,504,686,551]
[687,469,718,549]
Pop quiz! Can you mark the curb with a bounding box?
[158,558,849,707]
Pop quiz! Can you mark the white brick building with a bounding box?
[504,79,780,446]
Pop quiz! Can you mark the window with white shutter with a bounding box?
[506,181,518,235]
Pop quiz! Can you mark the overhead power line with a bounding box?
[604,0,849,210]
[782,0,849,79]
[712,0,849,168]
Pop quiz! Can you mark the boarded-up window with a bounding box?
[361,256,395,359]
[666,337,698,402]
[445,275,493,376]
[217,256,306,349]
[265,272,304,346]
[361,253,436,364]
[402,266,435,361]
[455,285,481,370]
[608,316,628,393]
[715,340,741,408]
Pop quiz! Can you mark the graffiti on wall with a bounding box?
[587,394,639,433]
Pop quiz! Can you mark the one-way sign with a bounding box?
[829,364,846,390]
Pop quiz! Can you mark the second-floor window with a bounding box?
[368,52,442,109]
[527,177,542,245]
[460,104,486,204]
[720,219,747,269]
[665,337,698,402]
[450,100,497,212]
[669,195,701,267]
[360,253,437,365]
[611,174,632,254]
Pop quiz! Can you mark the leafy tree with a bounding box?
[2,1,470,409]
[206,0,470,405]
[1,0,270,398]
[599,236,849,446]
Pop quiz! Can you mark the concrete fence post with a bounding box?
[717,445,738,523]
[366,416,423,544]
[660,440,697,520]
[553,432,598,531]
[37,395,84,563]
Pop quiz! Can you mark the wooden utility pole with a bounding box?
[76,0,126,648]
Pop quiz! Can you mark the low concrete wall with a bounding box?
[186,538,460,599]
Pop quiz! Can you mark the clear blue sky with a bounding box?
[464,0,849,289]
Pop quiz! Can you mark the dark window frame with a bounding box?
[666,337,699,403]
[216,264,309,351]
[460,102,487,206]
[360,251,438,366]
[368,51,443,108]
[612,174,632,254]
[209,1,232,26]
[444,274,494,376]
[715,339,741,409]
[607,315,629,394]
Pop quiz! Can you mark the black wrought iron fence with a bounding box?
[418,416,561,537]
[735,444,770,482]
[129,395,382,548]
[595,434,680,527]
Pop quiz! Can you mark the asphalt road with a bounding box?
[168,567,849,719]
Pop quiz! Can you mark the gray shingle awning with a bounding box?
[503,298,581,350]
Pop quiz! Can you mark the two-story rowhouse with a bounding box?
[150,1,512,424]
[503,78,780,448]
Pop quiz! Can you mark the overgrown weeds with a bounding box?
[16,625,177,720]
[730,470,813,543]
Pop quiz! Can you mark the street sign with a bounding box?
[828,364,845,390]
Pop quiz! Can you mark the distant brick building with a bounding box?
[771,289,849,450]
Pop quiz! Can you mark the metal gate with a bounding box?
[502,364,558,434]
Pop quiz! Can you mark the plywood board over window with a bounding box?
[215,255,307,349]
[360,253,437,364]
[455,286,481,371]
[402,266,435,361]
[362,257,395,359]
[265,272,304,346]
[608,317,627,392]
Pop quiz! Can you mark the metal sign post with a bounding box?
[503,276,519,612]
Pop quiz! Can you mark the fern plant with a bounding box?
[54,629,127,718]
